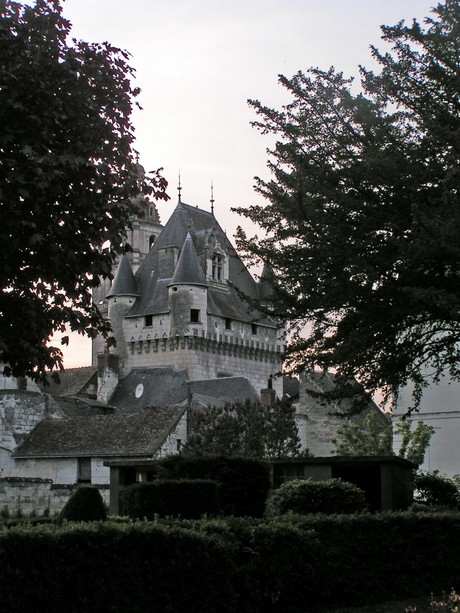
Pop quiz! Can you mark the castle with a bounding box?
[93,179,285,401]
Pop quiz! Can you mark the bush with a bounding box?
[122,479,220,519]
[57,485,107,523]
[266,478,368,516]
[156,455,271,517]
[413,470,460,509]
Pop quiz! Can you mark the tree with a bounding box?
[183,399,302,459]
[332,414,434,467]
[0,0,168,382]
[235,1,460,409]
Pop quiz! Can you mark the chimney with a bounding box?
[97,353,119,404]
[260,377,276,407]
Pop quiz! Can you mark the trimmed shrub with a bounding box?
[157,454,271,517]
[122,479,219,519]
[266,478,368,516]
[57,485,107,523]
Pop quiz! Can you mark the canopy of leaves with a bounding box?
[332,413,434,467]
[235,1,460,408]
[0,0,168,382]
[184,399,302,460]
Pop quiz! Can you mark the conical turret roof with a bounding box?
[106,254,139,298]
[170,232,207,287]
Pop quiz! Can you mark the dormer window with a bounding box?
[212,254,223,281]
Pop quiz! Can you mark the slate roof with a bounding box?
[188,377,260,407]
[14,407,185,458]
[109,367,190,412]
[109,368,261,412]
[170,232,207,286]
[124,200,275,326]
[107,254,139,298]
[41,367,97,397]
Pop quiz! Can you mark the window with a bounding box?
[225,318,232,330]
[212,254,223,281]
[77,458,91,483]
[190,309,200,323]
[251,323,258,335]
[145,314,153,327]
[149,234,156,249]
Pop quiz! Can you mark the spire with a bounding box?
[106,254,139,298]
[210,181,215,216]
[169,233,207,286]
[177,170,182,202]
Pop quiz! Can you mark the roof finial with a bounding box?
[210,181,215,216]
[178,170,182,202]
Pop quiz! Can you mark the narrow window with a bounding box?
[212,254,223,281]
[251,323,258,335]
[145,314,153,327]
[77,458,91,483]
[190,309,200,323]
[225,318,232,330]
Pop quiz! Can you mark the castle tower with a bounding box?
[168,233,208,337]
[105,254,139,371]
[91,163,163,364]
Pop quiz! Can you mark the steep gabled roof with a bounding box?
[14,407,185,458]
[125,200,273,324]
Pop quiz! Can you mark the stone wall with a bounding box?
[0,478,110,516]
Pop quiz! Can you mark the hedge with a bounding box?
[122,479,220,519]
[156,455,271,517]
[1,512,460,612]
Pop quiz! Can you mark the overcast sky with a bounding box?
[58,0,436,367]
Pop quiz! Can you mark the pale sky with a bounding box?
[58,0,436,368]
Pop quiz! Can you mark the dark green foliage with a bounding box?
[235,1,460,409]
[57,485,107,522]
[0,1,168,382]
[414,470,460,509]
[0,522,237,613]
[157,454,271,517]
[185,399,301,459]
[122,479,220,519]
[266,478,368,516]
[2,513,460,612]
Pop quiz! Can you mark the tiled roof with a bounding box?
[14,407,185,458]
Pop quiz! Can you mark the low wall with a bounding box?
[0,478,110,517]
